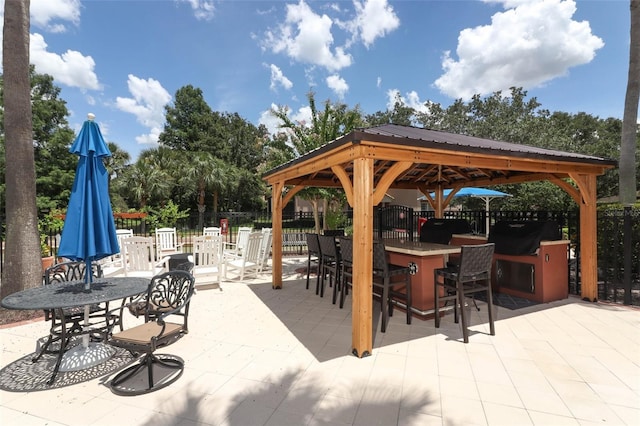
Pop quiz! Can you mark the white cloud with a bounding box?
[0,1,93,87]
[259,103,314,137]
[268,64,293,91]
[290,105,313,128]
[434,0,604,99]
[258,105,283,136]
[262,0,352,72]
[115,75,172,146]
[30,0,81,33]
[326,74,349,99]
[30,33,101,91]
[377,77,382,88]
[386,89,430,114]
[176,0,215,21]
[351,0,399,48]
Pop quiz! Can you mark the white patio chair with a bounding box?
[114,229,133,265]
[203,227,221,236]
[224,232,263,280]
[190,235,224,288]
[98,228,134,275]
[257,228,272,273]
[122,236,167,278]
[155,227,183,260]
[223,226,252,258]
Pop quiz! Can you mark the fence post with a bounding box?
[623,206,632,305]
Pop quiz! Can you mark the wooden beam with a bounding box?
[331,165,354,207]
[282,185,305,207]
[373,161,413,205]
[266,145,356,183]
[570,173,598,301]
[359,142,612,175]
[352,156,374,358]
[550,177,581,204]
[271,181,284,289]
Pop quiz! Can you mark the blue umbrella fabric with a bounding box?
[428,187,511,198]
[57,114,119,289]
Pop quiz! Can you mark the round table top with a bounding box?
[1,277,150,311]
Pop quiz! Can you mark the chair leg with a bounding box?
[486,280,495,336]
[380,279,390,333]
[331,265,341,305]
[457,281,469,343]
[305,255,311,289]
[434,271,440,328]
[405,276,412,325]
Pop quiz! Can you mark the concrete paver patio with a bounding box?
[1,257,639,425]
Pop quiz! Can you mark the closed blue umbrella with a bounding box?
[58,114,119,290]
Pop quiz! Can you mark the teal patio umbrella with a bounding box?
[56,113,120,369]
[58,113,119,288]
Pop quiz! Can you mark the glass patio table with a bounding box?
[1,276,149,384]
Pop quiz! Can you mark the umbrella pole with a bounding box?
[82,260,92,349]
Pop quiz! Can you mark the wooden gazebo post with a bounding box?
[351,156,374,357]
[271,181,284,289]
[573,173,599,301]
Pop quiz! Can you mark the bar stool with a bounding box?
[305,233,322,291]
[433,243,495,343]
[318,234,341,303]
[372,240,412,333]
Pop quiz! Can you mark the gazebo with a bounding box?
[263,124,616,357]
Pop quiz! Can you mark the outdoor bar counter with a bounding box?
[450,234,571,303]
[383,238,461,318]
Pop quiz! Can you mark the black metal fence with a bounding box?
[2,207,638,306]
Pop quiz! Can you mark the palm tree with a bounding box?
[181,152,223,229]
[123,150,172,209]
[620,0,640,204]
[271,91,363,232]
[104,141,131,194]
[2,0,42,297]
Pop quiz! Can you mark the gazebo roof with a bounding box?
[264,124,616,191]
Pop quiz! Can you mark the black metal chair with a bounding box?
[34,261,109,364]
[433,243,495,343]
[305,233,322,291]
[318,234,342,304]
[372,241,412,333]
[127,261,194,319]
[107,269,196,396]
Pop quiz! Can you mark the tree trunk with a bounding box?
[212,190,219,219]
[311,199,321,234]
[2,0,41,298]
[197,186,205,230]
[620,0,640,204]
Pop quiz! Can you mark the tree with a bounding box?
[272,92,364,232]
[365,91,415,126]
[120,148,173,209]
[159,85,222,153]
[620,0,640,204]
[1,0,41,298]
[0,69,77,212]
[177,151,231,229]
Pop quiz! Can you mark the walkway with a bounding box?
[1,258,639,425]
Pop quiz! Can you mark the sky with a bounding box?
[0,0,632,161]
